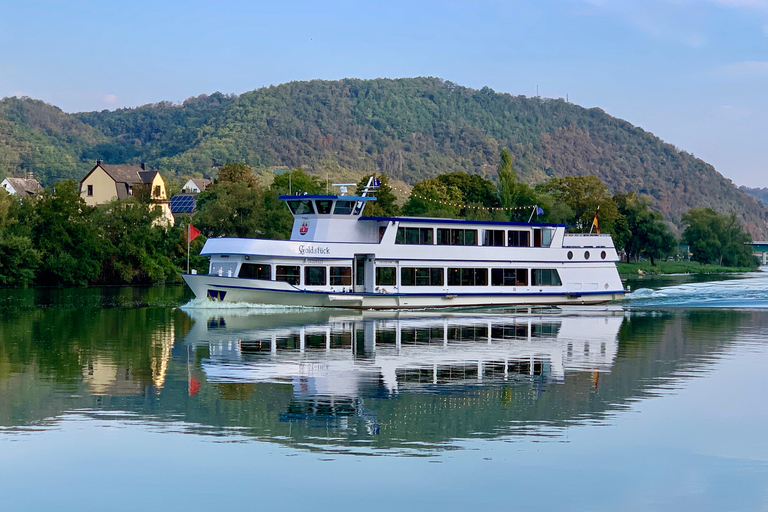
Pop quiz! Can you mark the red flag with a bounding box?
[592,214,600,234]
[188,224,201,242]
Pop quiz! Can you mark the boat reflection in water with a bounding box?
[184,307,623,441]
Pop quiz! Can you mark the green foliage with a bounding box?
[216,162,258,187]
[614,192,677,265]
[403,172,499,218]
[682,208,757,267]
[195,182,266,238]
[355,174,401,217]
[270,168,324,195]
[537,176,621,233]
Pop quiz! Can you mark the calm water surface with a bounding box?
[1,276,767,511]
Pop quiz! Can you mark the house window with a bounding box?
[305,266,327,286]
[87,185,93,196]
[154,185,161,197]
[330,267,352,285]
[276,265,300,285]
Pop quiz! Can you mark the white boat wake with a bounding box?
[624,273,768,308]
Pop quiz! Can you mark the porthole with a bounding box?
[601,251,606,260]
[584,251,590,260]
[567,251,573,260]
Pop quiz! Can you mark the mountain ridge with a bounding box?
[1,77,765,236]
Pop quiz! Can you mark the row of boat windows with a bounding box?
[287,199,361,216]
[395,227,552,247]
[239,263,562,287]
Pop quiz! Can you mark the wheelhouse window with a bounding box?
[315,200,333,214]
[437,228,477,246]
[276,265,300,285]
[447,268,488,286]
[376,267,396,286]
[239,263,271,280]
[483,230,505,247]
[400,267,444,286]
[508,230,530,247]
[330,267,352,285]
[491,268,528,286]
[395,227,433,245]
[305,266,327,286]
[531,269,562,286]
[287,200,315,215]
[333,200,354,215]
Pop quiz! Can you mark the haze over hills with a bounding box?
[1,77,766,236]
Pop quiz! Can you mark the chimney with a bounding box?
[26,170,34,180]
[96,159,102,166]
[141,162,146,170]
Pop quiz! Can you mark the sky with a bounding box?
[0,0,766,186]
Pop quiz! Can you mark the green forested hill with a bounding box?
[1,78,766,235]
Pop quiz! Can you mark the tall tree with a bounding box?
[682,208,756,267]
[538,175,622,234]
[355,174,401,217]
[614,192,676,265]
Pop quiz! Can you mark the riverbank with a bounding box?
[617,260,756,276]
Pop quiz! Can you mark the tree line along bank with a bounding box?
[0,151,758,287]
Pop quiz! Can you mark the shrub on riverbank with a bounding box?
[617,260,757,276]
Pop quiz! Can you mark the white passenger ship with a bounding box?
[183,181,624,308]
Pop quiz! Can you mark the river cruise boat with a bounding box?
[183,183,624,309]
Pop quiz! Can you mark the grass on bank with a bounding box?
[616,260,757,276]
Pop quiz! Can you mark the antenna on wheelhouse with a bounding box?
[331,183,356,195]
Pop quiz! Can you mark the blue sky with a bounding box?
[1,0,766,186]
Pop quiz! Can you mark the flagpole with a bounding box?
[186,223,190,274]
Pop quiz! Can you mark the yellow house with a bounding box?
[80,161,174,226]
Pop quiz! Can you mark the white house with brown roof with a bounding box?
[1,176,42,196]
[80,161,174,226]
[182,178,211,194]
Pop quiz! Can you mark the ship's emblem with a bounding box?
[207,290,227,301]
[299,222,309,235]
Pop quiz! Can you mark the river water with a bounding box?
[1,274,767,511]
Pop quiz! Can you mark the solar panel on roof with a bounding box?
[170,194,197,213]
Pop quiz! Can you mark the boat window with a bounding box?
[353,201,364,215]
[531,323,561,338]
[541,228,554,248]
[491,268,528,286]
[437,228,477,246]
[315,200,333,214]
[334,200,354,215]
[533,229,542,247]
[376,267,396,286]
[483,230,505,247]
[238,263,271,280]
[287,200,315,215]
[305,266,327,286]
[400,268,444,286]
[508,230,530,247]
[395,227,433,245]
[492,325,528,340]
[330,267,352,285]
[531,269,562,286]
[276,265,300,285]
[447,268,488,286]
